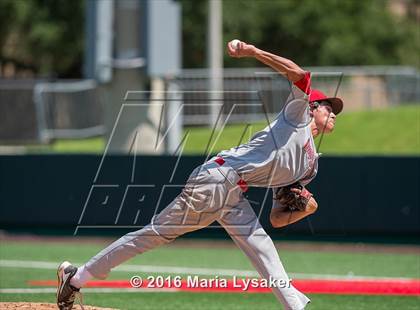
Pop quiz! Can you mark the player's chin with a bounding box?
[321,124,335,134]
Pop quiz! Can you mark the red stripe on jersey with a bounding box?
[214,157,225,166]
[294,71,311,94]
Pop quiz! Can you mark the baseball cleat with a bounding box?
[56,261,83,310]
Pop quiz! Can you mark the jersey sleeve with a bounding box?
[294,71,311,95]
[280,72,312,126]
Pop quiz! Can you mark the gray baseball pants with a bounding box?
[85,158,310,309]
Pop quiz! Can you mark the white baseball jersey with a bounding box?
[82,73,314,310]
[219,73,319,189]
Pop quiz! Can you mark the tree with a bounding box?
[180,0,208,68]
[181,0,420,68]
[0,0,84,78]
[1,0,418,76]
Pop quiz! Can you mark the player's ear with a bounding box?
[309,101,319,118]
[309,106,315,118]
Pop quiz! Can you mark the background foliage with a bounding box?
[0,0,418,77]
[0,0,84,77]
[183,0,420,68]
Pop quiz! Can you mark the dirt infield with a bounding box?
[0,302,118,310]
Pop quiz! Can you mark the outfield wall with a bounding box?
[0,155,418,238]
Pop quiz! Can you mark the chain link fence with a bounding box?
[0,66,418,144]
[34,80,104,142]
[0,80,39,143]
[0,79,104,144]
[168,66,420,125]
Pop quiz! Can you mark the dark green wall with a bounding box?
[0,155,418,238]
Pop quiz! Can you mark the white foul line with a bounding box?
[0,288,178,294]
[0,259,417,281]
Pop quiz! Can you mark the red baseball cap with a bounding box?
[309,89,343,115]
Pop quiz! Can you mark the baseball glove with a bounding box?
[274,182,313,211]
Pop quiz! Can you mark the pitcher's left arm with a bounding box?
[270,185,318,228]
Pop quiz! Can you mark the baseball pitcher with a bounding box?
[56,40,343,310]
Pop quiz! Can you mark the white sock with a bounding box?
[70,265,93,288]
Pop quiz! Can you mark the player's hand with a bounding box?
[288,187,317,212]
[227,40,256,58]
[289,186,312,200]
[305,197,318,213]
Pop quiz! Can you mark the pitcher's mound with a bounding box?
[0,302,118,309]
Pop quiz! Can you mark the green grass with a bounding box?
[183,105,420,155]
[30,105,420,155]
[0,240,419,309]
[27,136,105,154]
[319,105,420,155]
[1,241,419,280]
[51,137,105,153]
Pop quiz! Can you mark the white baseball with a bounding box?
[230,39,241,50]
